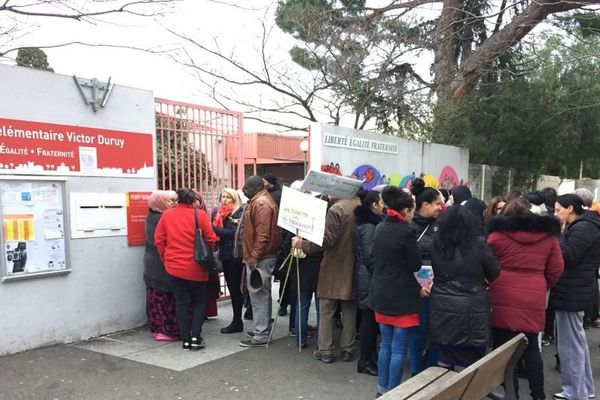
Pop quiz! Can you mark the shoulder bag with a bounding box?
[194,210,219,274]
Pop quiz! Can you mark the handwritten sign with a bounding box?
[277,186,327,246]
[300,170,363,199]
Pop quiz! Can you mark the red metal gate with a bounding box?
[155,98,245,299]
[154,98,245,203]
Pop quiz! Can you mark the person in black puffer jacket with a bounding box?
[369,187,424,396]
[408,178,444,374]
[212,188,245,334]
[551,194,599,400]
[354,189,384,376]
[428,205,500,368]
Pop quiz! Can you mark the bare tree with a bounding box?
[0,0,178,58]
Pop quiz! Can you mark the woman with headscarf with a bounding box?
[144,190,179,341]
[194,190,220,318]
[448,185,472,206]
[155,189,218,350]
[212,188,245,334]
[551,194,599,400]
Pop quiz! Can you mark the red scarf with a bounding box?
[386,208,407,222]
[213,204,235,228]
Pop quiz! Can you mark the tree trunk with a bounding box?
[432,0,465,101]
[450,0,593,98]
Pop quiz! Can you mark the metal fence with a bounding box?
[155,98,245,299]
[154,98,245,206]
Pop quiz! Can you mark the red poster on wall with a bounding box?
[0,118,154,177]
[127,192,151,246]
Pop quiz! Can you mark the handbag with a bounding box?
[212,247,224,273]
[209,207,224,273]
[194,210,219,274]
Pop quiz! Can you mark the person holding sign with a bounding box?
[293,192,360,364]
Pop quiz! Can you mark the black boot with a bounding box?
[221,319,243,334]
[357,360,378,376]
[243,308,253,320]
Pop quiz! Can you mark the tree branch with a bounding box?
[452,0,596,98]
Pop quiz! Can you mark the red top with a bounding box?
[375,311,420,328]
[155,204,218,282]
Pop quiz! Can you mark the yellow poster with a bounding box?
[3,214,35,241]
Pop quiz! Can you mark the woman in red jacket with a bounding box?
[487,198,564,400]
[155,188,218,350]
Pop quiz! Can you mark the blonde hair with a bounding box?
[221,188,241,210]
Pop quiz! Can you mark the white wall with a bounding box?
[309,124,469,189]
[0,64,155,355]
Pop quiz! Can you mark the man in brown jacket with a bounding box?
[239,175,282,347]
[293,195,360,363]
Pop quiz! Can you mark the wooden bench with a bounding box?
[381,333,528,400]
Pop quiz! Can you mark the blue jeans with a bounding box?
[378,324,415,393]
[408,298,439,373]
[292,291,317,345]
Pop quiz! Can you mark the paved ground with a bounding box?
[1,292,598,400]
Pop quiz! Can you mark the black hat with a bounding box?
[263,173,278,185]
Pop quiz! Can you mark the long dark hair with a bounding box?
[434,205,478,259]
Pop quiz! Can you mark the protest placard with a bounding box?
[300,170,363,199]
[277,186,327,246]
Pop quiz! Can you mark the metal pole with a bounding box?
[303,152,307,177]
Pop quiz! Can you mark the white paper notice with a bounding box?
[43,209,64,239]
[277,186,328,246]
[79,146,98,173]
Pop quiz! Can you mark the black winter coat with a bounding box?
[143,210,172,292]
[267,185,282,206]
[410,213,437,264]
[354,205,382,309]
[428,237,500,348]
[213,207,243,262]
[551,212,600,311]
[280,231,322,293]
[369,216,422,316]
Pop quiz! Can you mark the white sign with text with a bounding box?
[277,186,327,246]
[300,170,363,199]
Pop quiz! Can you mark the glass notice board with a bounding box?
[0,177,70,282]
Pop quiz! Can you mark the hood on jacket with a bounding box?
[488,214,560,244]
[569,212,600,231]
[354,204,382,226]
[451,185,472,205]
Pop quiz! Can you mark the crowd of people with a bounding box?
[142,174,599,400]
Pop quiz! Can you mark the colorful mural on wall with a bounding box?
[321,162,463,191]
